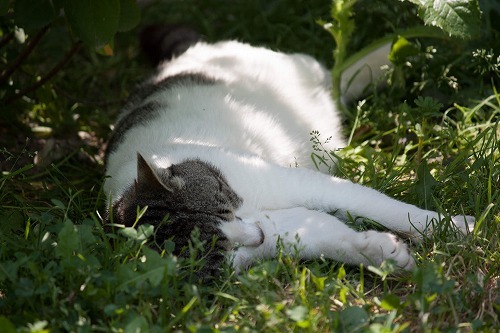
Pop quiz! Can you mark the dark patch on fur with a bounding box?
[109,156,243,277]
[105,73,219,166]
[127,72,219,107]
[105,102,160,165]
[140,24,201,65]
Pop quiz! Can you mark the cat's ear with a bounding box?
[136,153,184,193]
[136,153,169,192]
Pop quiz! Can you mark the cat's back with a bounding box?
[105,40,345,197]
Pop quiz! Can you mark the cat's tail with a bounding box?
[139,23,391,103]
[140,24,201,66]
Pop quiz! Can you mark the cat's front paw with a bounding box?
[242,221,265,247]
[230,247,256,274]
[451,215,475,234]
[219,219,264,248]
[355,231,415,270]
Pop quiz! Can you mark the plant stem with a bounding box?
[328,0,357,116]
[0,31,14,51]
[0,25,50,84]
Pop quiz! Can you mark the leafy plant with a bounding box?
[321,0,482,113]
[409,0,482,38]
[0,0,140,125]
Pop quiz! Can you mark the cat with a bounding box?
[104,25,474,276]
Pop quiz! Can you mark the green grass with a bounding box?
[1,0,499,332]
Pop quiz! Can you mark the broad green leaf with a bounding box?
[118,0,140,32]
[0,316,16,333]
[339,306,369,330]
[63,0,120,48]
[119,227,137,239]
[137,224,154,241]
[380,294,401,310]
[389,36,420,65]
[117,249,167,289]
[141,247,166,287]
[56,219,79,259]
[116,264,138,291]
[411,0,481,38]
[118,224,154,241]
[311,274,326,291]
[13,0,56,31]
[77,223,97,248]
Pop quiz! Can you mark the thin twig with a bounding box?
[5,41,84,106]
[0,25,50,84]
[0,31,15,51]
[54,84,125,107]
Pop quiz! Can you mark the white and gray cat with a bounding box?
[104,26,474,275]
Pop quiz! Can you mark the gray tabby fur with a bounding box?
[110,154,247,276]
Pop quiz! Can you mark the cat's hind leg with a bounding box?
[223,157,474,240]
[231,207,415,273]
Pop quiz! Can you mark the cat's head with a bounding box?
[109,154,246,276]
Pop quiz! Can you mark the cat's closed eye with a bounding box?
[216,208,235,220]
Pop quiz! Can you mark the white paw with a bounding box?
[230,247,258,274]
[451,215,475,234]
[219,219,264,247]
[355,231,415,270]
[239,220,265,247]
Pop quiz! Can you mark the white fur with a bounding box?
[231,208,415,272]
[105,41,474,271]
[340,43,392,103]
